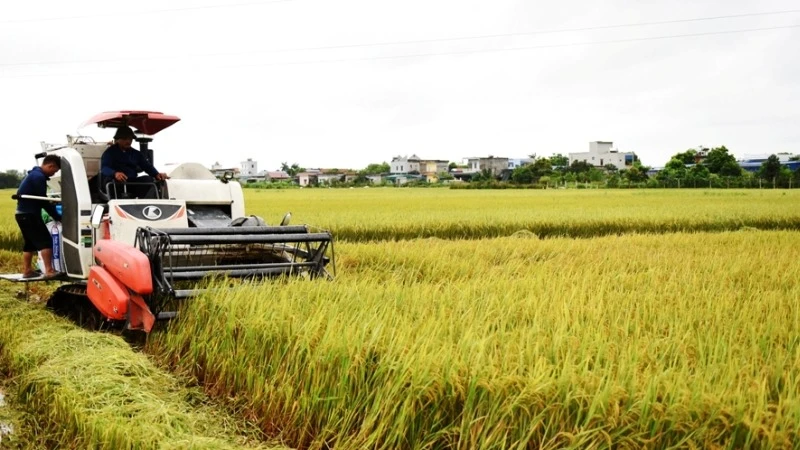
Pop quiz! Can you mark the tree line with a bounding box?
[273,148,800,189]
[0,170,24,189]
[486,147,800,189]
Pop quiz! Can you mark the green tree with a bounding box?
[670,149,699,165]
[779,166,793,187]
[656,159,685,187]
[703,146,737,174]
[538,176,551,188]
[550,153,569,167]
[530,158,553,177]
[352,173,370,185]
[360,162,390,175]
[511,165,533,184]
[624,166,643,183]
[511,157,552,184]
[718,160,743,178]
[567,160,593,174]
[623,162,650,184]
[588,168,605,183]
[471,168,495,182]
[662,157,688,176]
[758,155,783,185]
[0,170,23,189]
[683,164,710,187]
[688,163,710,180]
[280,162,304,177]
[603,164,618,173]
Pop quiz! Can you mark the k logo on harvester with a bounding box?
[142,206,163,220]
[116,204,183,221]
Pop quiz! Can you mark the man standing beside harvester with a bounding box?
[14,155,62,279]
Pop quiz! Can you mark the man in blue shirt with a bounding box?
[15,155,62,278]
[100,126,168,198]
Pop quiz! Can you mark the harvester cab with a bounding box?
[2,111,334,333]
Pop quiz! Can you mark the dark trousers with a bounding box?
[16,213,52,252]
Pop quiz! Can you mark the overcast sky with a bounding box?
[1,0,798,172]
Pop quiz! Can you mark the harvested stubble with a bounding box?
[0,292,282,450]
[150,231,800,449]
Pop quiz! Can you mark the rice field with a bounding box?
[148,232,800,449]
[241,189,800,241]
[0,188,798,448]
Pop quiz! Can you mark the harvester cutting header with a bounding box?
[4,111,334,332]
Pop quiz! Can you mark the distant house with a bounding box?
[367,174,384,184]
[391,155,450,182]
[569,142,635,170]
[297,169,321,186]
[240,158,258,176]
[449,168,476,182]
[419,159,450,182]
[508,158,533,169]
[384,173,426,185]
[317,173,342,184]
[295,169,357,185]
[210,162,240,178]
[266,171,291,182]
[465,156,509,176]
[237,158,262,182]
[317,169,357,185]
[391,155,422,174]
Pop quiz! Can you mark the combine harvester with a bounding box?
[2,111,334,332]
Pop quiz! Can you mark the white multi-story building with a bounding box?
[391,155,422,173]
[569,141,634,170]
[240,158,258,177]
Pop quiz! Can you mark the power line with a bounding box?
[0,0,293,24]
[1,24,797,79]
[1,9,799,67]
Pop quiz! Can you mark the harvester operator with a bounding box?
[100,125,168,199]
[15,154,62,279]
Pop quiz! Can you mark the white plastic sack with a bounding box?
[36,221,63,273]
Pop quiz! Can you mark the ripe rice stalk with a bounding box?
[149,231,800,449]
[242,189,800,241]
[1,189,799,251]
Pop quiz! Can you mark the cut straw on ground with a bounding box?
[0,289,284,450]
